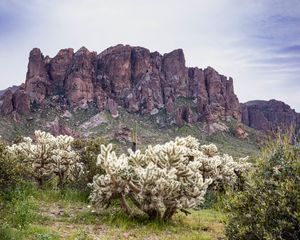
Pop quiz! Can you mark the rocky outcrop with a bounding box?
[0,84,30,116]
[162,49,189,112]
[0,90,14,115]
[3,44,300,136]
[48,117,79,137]
[1,44,242,126]
[234,123,248,139]
[187,66,241,123]
[65,47,96,106]
[175,106,196,127]
[48,48,74,95]
[0,85,18,98]
[25,48,50,104]
[241,100,299,131]
[13,85,31,114]
[203,67,241,122]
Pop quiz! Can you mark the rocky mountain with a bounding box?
[0,44,241,126]
[0,44,298,137]
[0,85,18,98]
[241,100,300,131]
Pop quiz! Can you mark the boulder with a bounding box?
[235,123,248,139]
[107,98,119,118]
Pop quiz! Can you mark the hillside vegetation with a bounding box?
[0,184,226,240]
[0,102,261,159]
[1,133,251,240]
[1,130,299,239]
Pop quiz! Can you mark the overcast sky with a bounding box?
[1,0,300,110]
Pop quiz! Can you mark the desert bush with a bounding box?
[225,133,300,240]
[0,139,26,192]
[89,136,250,221]
[7,131,83,187]
[72,138,106,190]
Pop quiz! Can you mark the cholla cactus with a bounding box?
[89,136,251,220]
[8,130,82,187]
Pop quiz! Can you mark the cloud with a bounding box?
[279,45,300,54]
[0,1,27,39]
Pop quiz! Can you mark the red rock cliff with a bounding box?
[0,44,241,125]
[241,100,299,131]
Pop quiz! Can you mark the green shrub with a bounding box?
[1,184,37,230]
[72,137,106,190]
[225,134,300,239]
[0,222,16,240]
[9,198,37,230]
[0,140,26,192]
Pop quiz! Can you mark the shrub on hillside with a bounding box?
[72,138,106,190]
[89,136,250,221]
[7,131,83,187]
[225,134,300,239]
[0,140,26,192]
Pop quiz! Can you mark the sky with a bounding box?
[0,0,300,110]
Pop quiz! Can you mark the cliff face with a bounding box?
[0,44,241,126]
[1,44,298,134]
[0,84,30,117]
[241,100,299,131]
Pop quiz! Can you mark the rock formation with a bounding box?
[0,84,30,117]
[0,44,242,126]
[25,48,50,104]
[241,100,299,131]
[0,85,18,98]
[2,44,299,134]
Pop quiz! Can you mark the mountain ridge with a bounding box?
[0,44,298,135]
[1,45,241,126]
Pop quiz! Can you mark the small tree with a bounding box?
[89,136,250,220]
[225,134,300,240]
[8,131,82,187]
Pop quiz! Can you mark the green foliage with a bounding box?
[1,180,225,239]
[9,198,37,229]
[69,230,93,240]
[201,189,224,209]
[225,133,300,240]
[1,184,37,230]
[33,187,89,204]
[0,186,36,240]
[72,137,106,190]
[0,140,26,192]
[0,222,17,240]
[34,232,56,240]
